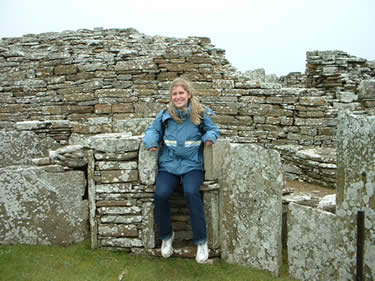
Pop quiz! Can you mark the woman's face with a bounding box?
[171,85,191,110]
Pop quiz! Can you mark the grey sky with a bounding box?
[1,0,374,76]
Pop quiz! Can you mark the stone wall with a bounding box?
[87,135,222,258]
[87,136,283,276]
[0,129,88,245]
[0,131,283,275]
[1,28,375,280]
[1,28,375,186]
[280,72,306,88]
[287,111,375,281]
[306,50,375,93]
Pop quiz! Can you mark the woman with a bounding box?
[143,77,220,263]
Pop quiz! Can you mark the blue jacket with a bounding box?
[143,105,220,175]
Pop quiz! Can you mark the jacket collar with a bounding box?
[175,102,192,120]
[162,102,192,122]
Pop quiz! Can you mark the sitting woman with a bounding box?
[143,77,220,263]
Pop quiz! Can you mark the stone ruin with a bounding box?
[0,28,374,280]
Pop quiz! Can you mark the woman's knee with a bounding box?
[155,188,171,201]
[183,188,201,201]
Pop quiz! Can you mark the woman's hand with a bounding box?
[149,147,158,151]
[205,140,213,146]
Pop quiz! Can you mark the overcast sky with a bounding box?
[1,0,374,76]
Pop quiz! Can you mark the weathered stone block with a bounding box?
[0,166,88,245]
[112,103,134,113]
[97,170,139,183]
[115,58,157,72]
[100,237,143,247]
[49,145,87,168]
[141,202,155,249]
[336,111,375,281]
[138,142,158,185]
[100,215,142,224]
[337,91,357,103]
[94,104,112,114]
[96,161,137,171]
[112,118,153,135]
[204,139,230,181]
[203,145,215,180]
[299,96,328,106]
[86,133,140,153]
[98,224,138,237]
[96,199,136,207]
[54,64,78,75]
[134,102,165,117]
[287,203,337,281]
[203,190,220,249]
[62,92,95,102]
[97,206,141,215]
[358,79,375,100]
[0,130,60,168]
[219,143,283,276]
[94,152,138,161]
[212,79,234,89]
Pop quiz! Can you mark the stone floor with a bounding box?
[284,179,335,198]
[283,179,336,210]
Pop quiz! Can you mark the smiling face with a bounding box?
[171,85,191,110]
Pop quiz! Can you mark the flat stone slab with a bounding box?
[219,143,283,276]
[0,130,60,168]
[0,166,88,245]
[288,203,337,281]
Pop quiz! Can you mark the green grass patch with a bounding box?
[0,240,296,281]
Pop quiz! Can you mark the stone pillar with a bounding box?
[219,142,283,276]
[203,188,220,249]
[138,142,158,185]
[141,202,155,249]
[87,150,97,249]
[336,111,375,281]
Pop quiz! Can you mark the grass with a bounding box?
[0,240,296,281]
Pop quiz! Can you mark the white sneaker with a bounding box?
[161,232,174,258]
[195,242,209,263]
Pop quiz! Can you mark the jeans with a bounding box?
[155,170,207,245]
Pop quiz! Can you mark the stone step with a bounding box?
[131,246,221,259]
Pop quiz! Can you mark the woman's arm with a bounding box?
[143,110,165,150]
[201,109,220,144]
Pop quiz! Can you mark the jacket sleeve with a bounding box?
[143,110,164,149]
[201,108,220,144]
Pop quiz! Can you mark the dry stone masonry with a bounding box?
[0,28,374,188]
[287,111,375,281]
[1,28,375,280]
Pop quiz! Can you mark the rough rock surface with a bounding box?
[138,142,158,185]
[288,203,337,281]
[219,142,283,276]
[336,111,375,281]
[0,166,88,245]
[0,130,60,168]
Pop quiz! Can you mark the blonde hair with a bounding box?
[168,77,205,124]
